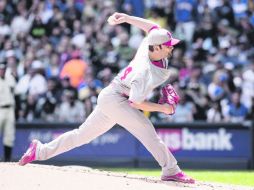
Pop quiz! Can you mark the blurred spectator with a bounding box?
[64,0,81,25]
[247,97,254,120]
[128,27,144,50]
[171,91,196,122]
[10,1,33,37]
[238,16,254,46]
[192,16,218,50]
[60,76,77,93]
[5,50,19,80]
[148,8,168,29]
[224,62,237,92]
[16,60,47,98]
[71,20,86,48]
[214,0,235,27]
[232,0,248,22]
[0,0,14,24]
[183,65,208,120]
[20,94,39,121]
[30,15,47,38]
[56,89,85,122]
[208,70,229,101]
[186,84,208,120]
[78,67,103,101]
[45,52,60,78]
[207,101,223,122]
[101,43,120,73]
[174,0,198,46]
[0,15,11,36]
[60,50,88,87]
[178,53,193,82]
[83,97,94,118]
[241,62,254,110]
[122,0,145,17]
[98,67,114,87]
[224,90,249,122]
[36,77,61,122]
[116,30,135,69]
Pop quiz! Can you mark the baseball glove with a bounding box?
[158,84,180,115]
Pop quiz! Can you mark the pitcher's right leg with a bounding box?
[19,106,115,165]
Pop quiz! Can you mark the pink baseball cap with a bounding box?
[147,28,180,47]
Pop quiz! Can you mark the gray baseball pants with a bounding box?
[37,84,180,175]
[0,107,15,147]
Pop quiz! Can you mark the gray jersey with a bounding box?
[113,37,170,103]
[0,71,15,107]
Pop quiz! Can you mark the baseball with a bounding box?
[107,16,115,25]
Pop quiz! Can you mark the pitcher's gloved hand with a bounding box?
[158,84,180,115]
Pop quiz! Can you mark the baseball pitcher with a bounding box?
[19,12,194,184]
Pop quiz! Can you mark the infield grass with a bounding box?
[102,168,254,187]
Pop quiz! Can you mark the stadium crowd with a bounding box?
[0,0,253,123]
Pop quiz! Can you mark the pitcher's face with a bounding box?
[162,45,174,58]
[156,45,174,59]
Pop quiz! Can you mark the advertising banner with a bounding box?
[0,125,252,163]
[138,128,252,158]
[0,128,137,160]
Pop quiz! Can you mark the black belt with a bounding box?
[0,105,12,108]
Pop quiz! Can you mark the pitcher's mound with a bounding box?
[0,163,252,190]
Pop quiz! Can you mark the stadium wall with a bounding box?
[0,121,253,170]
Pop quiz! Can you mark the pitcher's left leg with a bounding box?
[112,101,194,183]
[112,102,180,175]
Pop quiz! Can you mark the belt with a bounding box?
[121,93,129,98]
[0,105,12,109]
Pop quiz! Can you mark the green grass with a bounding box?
[101,168,254,187]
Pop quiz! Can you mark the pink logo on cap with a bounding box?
[161,32,173,46]
[167,32,172,39]
[163,31,180,47]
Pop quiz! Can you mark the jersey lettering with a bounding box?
[120,66,132,80]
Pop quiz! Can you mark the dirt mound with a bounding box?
[0,163,253,190]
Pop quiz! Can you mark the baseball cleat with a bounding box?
[161,171,195,184]
[18,140,39,166]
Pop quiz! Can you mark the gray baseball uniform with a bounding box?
[36,37,180,176]
[0,72,16,148]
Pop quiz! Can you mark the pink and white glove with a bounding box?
[158,84,180,115]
